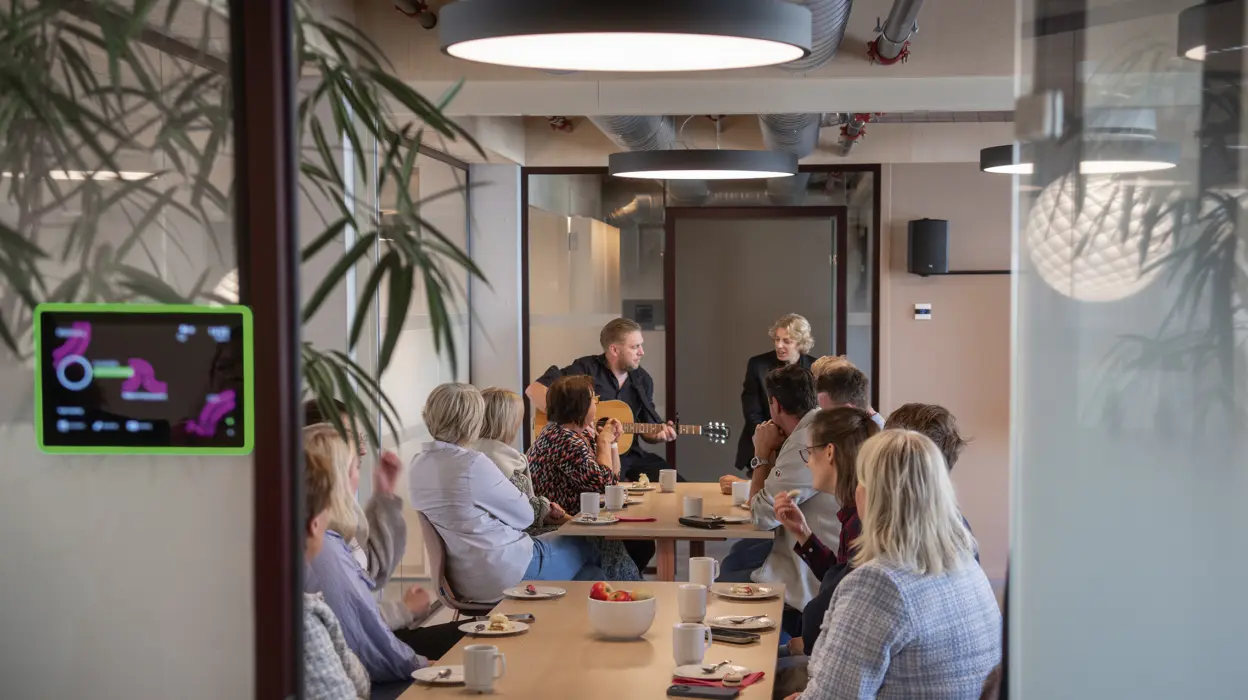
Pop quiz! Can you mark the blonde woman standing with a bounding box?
[736,313,817,471]
[790,430,1000,700]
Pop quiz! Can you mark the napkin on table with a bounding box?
[672,672,766,688]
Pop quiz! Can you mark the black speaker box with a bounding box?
[908,219,949,276]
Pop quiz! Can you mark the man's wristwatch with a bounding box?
[749,456,771,471]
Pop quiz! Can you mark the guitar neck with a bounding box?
[623,423,702,436]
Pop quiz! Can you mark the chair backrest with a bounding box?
[416,511,497,614]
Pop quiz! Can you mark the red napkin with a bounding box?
[615,516,657,522]
[672,672,766,688]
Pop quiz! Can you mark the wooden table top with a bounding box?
[556,482,776,541]
[398,580,787,699]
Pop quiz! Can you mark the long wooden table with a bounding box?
[398,581,786,699]
[556,482,774,581]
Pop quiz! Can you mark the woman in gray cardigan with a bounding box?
[789,430,1000,700]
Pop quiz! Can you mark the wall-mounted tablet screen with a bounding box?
[34,304,253,455]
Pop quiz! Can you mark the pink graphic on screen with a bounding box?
[51,322,91,365]
[121,358,167,394]
[185,390,235,437]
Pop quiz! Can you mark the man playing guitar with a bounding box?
[525,317,678,483]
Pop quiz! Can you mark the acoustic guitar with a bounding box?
[533,399,731,454]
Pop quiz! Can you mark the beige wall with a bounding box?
[879,163,1012,584]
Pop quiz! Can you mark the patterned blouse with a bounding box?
[528,423,618,515]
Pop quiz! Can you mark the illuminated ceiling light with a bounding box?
[0,170,155,181]
[1178,1,1246,61]
[609,150,798,180]
[1025,176,1176,302]
[980,140,1179,175]
[439,0,812,72]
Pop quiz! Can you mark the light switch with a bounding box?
[915,303,932,320]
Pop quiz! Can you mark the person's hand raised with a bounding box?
[774,490,811,545]
[374,450,402,496]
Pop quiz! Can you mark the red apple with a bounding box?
[608,590,634,602]
[589,581,613,601]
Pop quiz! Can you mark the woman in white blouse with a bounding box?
[408,383,605,604]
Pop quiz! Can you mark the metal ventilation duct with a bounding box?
[870,0,925,63]
[589,116,677,151]
[777,0,854,72]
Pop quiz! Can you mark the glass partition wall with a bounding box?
[1012,0,1248,696]
[523,167,880,463]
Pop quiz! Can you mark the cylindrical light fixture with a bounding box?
[980,140,1180,175]
[440,0,813,72]
[1178,1,1247,61]
[609,150,798,180]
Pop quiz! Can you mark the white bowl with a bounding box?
[587,596,657,640]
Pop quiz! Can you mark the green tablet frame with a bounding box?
[33,303,255,455]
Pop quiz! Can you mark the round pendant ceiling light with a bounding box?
[979,140,1180,175]
[439,0,813,72]
[1178,1,1247,61]
[609,150,799,180]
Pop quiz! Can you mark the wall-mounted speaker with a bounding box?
[908,218,949,276]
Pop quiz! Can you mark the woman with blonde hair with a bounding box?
[408,383,605,605]
[303,425,464,684]
[735,313,817,471]
[474,387,641,581]
[790,430,1000,700]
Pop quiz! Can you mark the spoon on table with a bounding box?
[728,615,767,625]
[701,660,732,675]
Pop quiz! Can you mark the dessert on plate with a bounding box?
[730,584,755,596]
[486,613,512,632]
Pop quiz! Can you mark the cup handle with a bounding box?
[494,652,507,679]
[711,559,720,581]
[703,626,713,650]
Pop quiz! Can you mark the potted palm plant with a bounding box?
[0,0,484,447]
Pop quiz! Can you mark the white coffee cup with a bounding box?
[677,583,707,623]
[580,492,601,520]
[689,557,720,588]
[463,644,506,693]
[731,480,751,506]
[604,485,627,511]
[672,623,713,666]
[682,495,703,518]
[659,469,678,492]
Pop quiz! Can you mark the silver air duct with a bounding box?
[869,0,925,64]
[777,0,855,72]
[589,115,676,151]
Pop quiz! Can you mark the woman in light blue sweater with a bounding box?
[791,430,1001,700]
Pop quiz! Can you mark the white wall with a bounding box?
[673,217,836,482]
[469,164,524,416]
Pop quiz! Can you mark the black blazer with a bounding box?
[734,351,816,470]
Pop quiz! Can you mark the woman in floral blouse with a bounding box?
[528,375,622,515]
[475,386,640,581]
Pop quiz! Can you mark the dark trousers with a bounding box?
[393,621,467,662]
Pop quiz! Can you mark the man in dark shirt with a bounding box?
[525,317,677,483]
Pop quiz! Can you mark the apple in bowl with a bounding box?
[586,582,657,641]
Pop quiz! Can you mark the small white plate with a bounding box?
[502,585,566,600]
[707,615,776,631]
[459,620,531,636]
[673,663,751,680]
[711,584,781,600]
[626,484,657,492]
[412,665,464,685]
[574,513,620,525]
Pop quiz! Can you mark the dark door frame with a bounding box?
[231,1,302,698]
[663,206,849,467]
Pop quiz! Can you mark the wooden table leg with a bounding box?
[656,539,677,581]
[689,541,706,559]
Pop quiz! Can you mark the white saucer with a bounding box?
[574,514,619,525]
[711,584,781,600]
[413,665,464,684]
[707,614,776,631]
[626,484,657,492]
[464,618,531,636]
[673,663,751,680]
[503,585,566,600]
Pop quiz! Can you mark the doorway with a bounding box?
[664,207,848,479]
